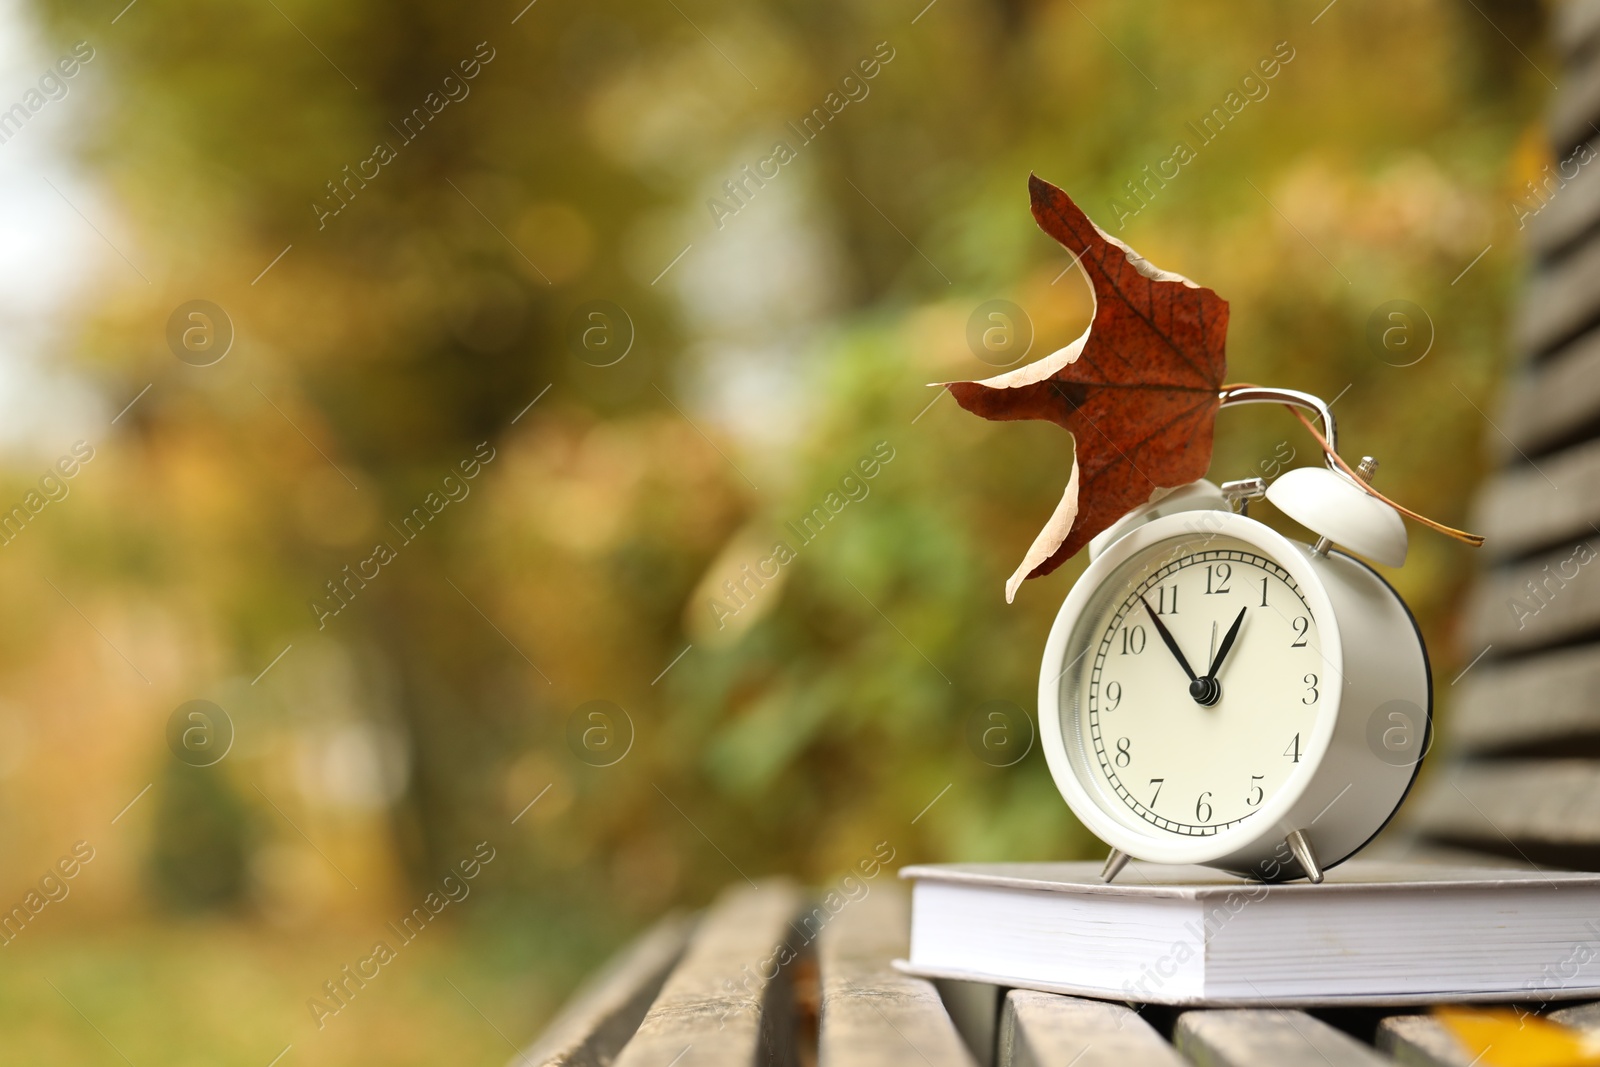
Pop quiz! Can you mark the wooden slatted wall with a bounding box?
[1408,0,1600,867]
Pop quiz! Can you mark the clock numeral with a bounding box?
[1104,680,1122,711]
[1246,775,1264,807]
[1291,616,1310,647]
[1155,584,1179,615]
[1205,563,1232,594]
[1114,737,1131,767]
[1260,576,1269,607]
[1302,673,1319,705]
[1118,625,1147,656]
[1284,733,1301,763]
[1195,791,1213,823]
[1148,777,1164,806]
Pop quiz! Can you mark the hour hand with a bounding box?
[1207,606,1249,679]
[1140,595,1197,682]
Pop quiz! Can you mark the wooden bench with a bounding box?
[507,877,1600,1067]
[514,5,1600,1063]
[1401,0,1600,874]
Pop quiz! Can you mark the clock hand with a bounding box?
[1206,606,1249,679]
[1139,595,1198,682]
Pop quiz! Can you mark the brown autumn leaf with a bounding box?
[948,174,1229,601]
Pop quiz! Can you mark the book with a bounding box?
[895,861,1600,1006]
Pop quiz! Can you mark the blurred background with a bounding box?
[0,0,1554,1061]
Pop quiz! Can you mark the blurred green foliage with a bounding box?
[7,0,1555,1060]
[146,762,253,911]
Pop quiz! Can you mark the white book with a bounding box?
[895,861,1600,1006]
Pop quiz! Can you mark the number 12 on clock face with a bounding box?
[1082,542,1320,837]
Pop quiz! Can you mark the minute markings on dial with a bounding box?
[1082,546,1319,836]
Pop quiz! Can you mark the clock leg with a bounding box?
[1100,848,1130,883]
[1284,829,1325,884]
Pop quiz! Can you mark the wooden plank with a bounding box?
[1342,831,1538,875]
[816,884,977,1067]
[1356,837,1529,869]
[1549,1000,1600,1029]
[1175,1009,1392,1066]
[1515,231,1600,358]
[1453,645,1600,753]
[1407,759,1600,846]
[998,990,1186,1067]
[1462,541,1600,652]
[1498,330,1600,458]
[613,881,806,1067]
[510,913,695,1067]
[1499,330,1600,456]
[1474,437,1600,559]
[1557,0,1600,61]
[1527,137,1600,262]
[1375,1015,1477,1067]
[932,980,1001,1067]
[1550,49,1600,158]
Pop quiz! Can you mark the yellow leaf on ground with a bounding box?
[1436,1008,1600,1067]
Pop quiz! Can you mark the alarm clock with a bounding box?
[1036,387,1431,884]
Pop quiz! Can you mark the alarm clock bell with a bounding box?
[1267,463,1407,567]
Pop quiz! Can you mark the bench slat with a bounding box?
[613,881,806,1067]
[1463,546,1600,652]
[1516,235,1600,358]
[1453,645,1600,753]
[1550,49,1600,157]
[999,990,1185,1067]
[1557,0,1600,60]
[510,913,694,1067]
[1176,1009,1393,1066]
[932,980,1001,1067]
[1527,138,1600,262]
[1408,759,1600,846]
[1473,438,1600,559]
[1375,1015,1477,1067]
[1548,1001,1600,1029]
[1497,330,1600,460]
[817,885,977,1067]
[1359,837,1530,868]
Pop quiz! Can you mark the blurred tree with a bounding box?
[147,762,252,911]
[22,0,1551,980]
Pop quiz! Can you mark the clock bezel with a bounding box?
[1038,508,1345,866]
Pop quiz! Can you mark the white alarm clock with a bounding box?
[1036,387,1431,884]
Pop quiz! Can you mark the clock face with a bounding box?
[1060,534,1326,839]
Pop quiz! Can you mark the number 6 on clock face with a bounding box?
[1036,483,1431,881]
[1082,544,1319,837]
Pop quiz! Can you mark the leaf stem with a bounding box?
[1220,381,1485,548]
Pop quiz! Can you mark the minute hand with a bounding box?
[1140,595,1198,681]
[1206,606,1249,679]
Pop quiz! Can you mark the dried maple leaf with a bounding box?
[948,174,1229,601]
